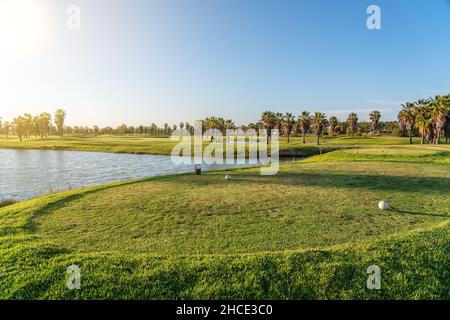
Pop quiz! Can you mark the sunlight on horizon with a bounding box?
[0,0,50,56]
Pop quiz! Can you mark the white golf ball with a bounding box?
[378,201,389,210]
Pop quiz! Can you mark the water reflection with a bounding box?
[0,149,251,201]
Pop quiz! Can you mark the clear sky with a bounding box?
[1,0,449,127]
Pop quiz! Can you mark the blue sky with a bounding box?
[1,0,449,126]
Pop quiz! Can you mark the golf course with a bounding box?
[1,136,449,299]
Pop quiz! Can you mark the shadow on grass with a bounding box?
[177,170,450,195]
[24,166,450,231]
[390,208,449,219]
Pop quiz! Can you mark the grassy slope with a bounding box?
[1,146,450,299]
[31,161,450,255]
[0,135,177,155]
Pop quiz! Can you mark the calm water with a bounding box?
[0,149,250,201]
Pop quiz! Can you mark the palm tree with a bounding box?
[328,116,338,136]
[429,96,449,144]
[347,113,358,136]
[54,109,66,137]
[282,113,295,142]
[247,123,257,130]
[298,111,311,144]
[261,111,275,143]
[274,112,283,135]
[311,112,327,145]
[397,110,408,137]
[444,117,450,144]
[163,123,169,134]
[401,102,416,144]
[224,119,235,130]
[415,106,432,144]
[369,110,381,133]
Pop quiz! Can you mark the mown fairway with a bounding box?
[0,142,449,299]
[33,158,449,255]
[0,135,177,155]
[0,134,442,156]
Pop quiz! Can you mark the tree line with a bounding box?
[0,109,66,142]
[397,95,450,144]
[255,94,449,145]
[1,94,448,145]
[256,110,389,145]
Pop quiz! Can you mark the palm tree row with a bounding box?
[259,110,382,145]
[398,95,450,144]
[5,97,449,145]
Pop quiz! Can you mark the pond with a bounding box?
[0,149,255,201]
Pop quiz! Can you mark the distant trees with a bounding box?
[36,113,52,138]
[12,116,26,142]
[185,122,192,134]
[1,112,55,141]
[4,121,10,138]
[93,125,100,136]
[2,94,448,145]
[117,124,128,135]
[163,123,169,134]
[54,109,67,137]
[23,114,33,138]
[347,113,358,136]
[328,116,338,136]
[369,110,381,133]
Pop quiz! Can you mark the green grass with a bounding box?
[0,135,177,155]
[1,144,449,299]
[2,134,445,157]
[0,134,330,156]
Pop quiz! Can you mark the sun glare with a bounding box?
[0,0,50,56]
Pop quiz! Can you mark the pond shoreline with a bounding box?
[0,148,310,203]
[0,148,270,202]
